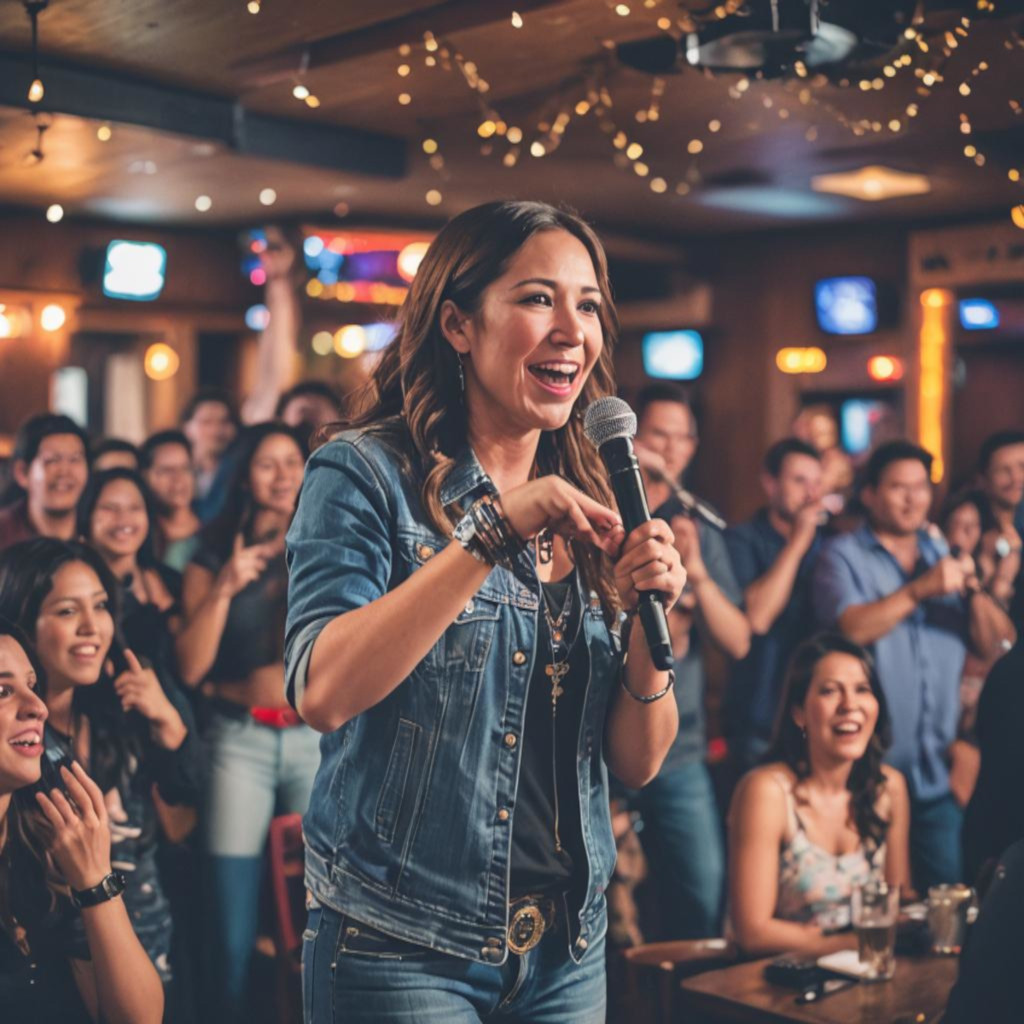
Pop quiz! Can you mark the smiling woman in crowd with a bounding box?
[0,539,202,990]
[0,616,163,1023]
[727,632,911,956]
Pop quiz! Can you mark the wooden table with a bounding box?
[679,955,958,1024]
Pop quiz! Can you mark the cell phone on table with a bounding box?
[763,954,827,989]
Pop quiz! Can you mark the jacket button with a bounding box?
[503,733,517,748]
[486,937,503,947]
[512,650,527,666]
[497,808,510,822]
[417,544,433,561]
[577,937,588,951]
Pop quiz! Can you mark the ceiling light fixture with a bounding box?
[23,1,49,104]
[811,165,931,202]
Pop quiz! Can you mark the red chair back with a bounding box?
[267,812,306,962]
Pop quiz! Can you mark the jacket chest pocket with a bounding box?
[375,718,422,844]
[445,595,501,672]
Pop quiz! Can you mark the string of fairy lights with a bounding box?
[20,0,1024,228]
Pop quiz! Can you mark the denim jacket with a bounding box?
[284,428,620,965]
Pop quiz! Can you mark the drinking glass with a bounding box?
[852,881,900,981]
[927,884,976,955]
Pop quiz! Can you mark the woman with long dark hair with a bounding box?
[0,617,164,1023]
[727,632,911,956]
[285,200,685,1022]
[175,421,318,1021]
[0,539,202,988]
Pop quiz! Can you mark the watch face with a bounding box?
[102,871,127,898]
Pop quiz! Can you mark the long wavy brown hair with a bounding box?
[763,633,892,860]
[331,200,623,622]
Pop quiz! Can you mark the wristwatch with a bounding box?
[453,508,489,564]
[71,871,127,908]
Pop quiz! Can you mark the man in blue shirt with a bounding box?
[813,441,1013,889]
[630,384,750,938]
[725,438,825,772]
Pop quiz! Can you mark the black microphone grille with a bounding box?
[583,396,637,447]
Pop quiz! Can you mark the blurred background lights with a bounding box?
[292,84,309,100]
[311,331,334,355]
[959,298,999,330]
[642,330,704,380]
[244,303,271,331]
[425,189,442,206]
[96,124,112,142]
[1012,205,1024,230]
[334,324,367,358]
[45,204,64,223]
[103,240,167,301]
[396,241,430,282]
[0,306,12,339]
[249,266,267,287]
[28,78,44,103]
[40,303,67,332]
[776,347,827,374]
[867,354,904,381]
[258,188,277,206]
[144,343,180,381]
[194,195,213,212]
[303,235,325,259]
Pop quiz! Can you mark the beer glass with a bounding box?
[852,881,900,981]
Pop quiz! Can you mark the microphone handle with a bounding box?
[601,438,675,672]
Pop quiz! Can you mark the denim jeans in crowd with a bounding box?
[301,903,606,1024]
[911,791,964,891]
[634,761,725,938]
[201,708,322,1022]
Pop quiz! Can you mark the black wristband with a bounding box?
[71,871,127,908]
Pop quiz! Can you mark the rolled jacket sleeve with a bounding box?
[285,437,394,709]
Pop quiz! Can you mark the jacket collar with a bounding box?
[439,444,493,509]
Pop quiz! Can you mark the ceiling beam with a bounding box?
[0,53,406,179]
[232,0,565,87]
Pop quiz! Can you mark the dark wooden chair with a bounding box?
[619,938,739,1024]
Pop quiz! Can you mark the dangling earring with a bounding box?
[456,354,465,395]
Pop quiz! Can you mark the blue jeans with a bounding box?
[302,904,606,1023]
[911,792,964,891]
[201,709,321,1022]
[634,762,725,938]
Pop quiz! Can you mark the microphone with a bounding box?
[583,397,674,671]
[643,466,727,531]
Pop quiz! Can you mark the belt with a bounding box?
[506,894,559,955]
[208,696,302,729]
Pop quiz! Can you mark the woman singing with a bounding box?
[286,200,685,1022]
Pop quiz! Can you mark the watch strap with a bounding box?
[71,871,126,908]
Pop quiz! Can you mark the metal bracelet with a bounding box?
[619,649,675,704]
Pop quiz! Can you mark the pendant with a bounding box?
[552,629,563,644]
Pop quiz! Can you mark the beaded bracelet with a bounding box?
[619,648,676,704]
[455,494,524,570]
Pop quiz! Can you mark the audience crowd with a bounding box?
[2,356,1023,1022]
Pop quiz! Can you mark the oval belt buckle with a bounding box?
[507,904,545,954]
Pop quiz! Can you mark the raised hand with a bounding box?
[500,477,624,557]
[35,762,113,892]
[216,533,272,598]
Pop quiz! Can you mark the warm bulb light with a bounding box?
[867,355,904,382]
[144,343,180,381]
[293,84,310,100]
[0,308,11,340]
[776,347,827,374]
[396,242,430,283]
[334,325,367,358]
[45,204,64,223]
[259,188,277,206]
[40,304,67,332]
[311,331,334,355]
[28,78,44,103]
[1012,205,1024,231]
[96,125,112,142]
[195,195,213,212]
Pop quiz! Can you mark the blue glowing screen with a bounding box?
[642,330,704,380]
[815,276,878,335]
[102,240,167,301]
[959,299,999,330]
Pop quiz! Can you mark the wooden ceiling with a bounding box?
[0,0,1022,239]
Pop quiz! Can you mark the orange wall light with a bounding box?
[867,355,904,382]
[144,343,180,381]
[776,347,827,374]
[918,289,952,482]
